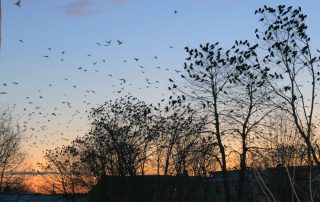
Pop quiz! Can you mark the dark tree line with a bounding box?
[42,5,320,202]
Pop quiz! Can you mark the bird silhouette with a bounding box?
[105,40,112,46]
[119,79,127,83]
[117,40,123,45]
[14,0,22,7]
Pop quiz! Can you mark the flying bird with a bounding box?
[105,40,112,46]
[14,0,22,7]
[119,79,127,83]
[117,40,123,45]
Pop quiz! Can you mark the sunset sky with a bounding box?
[0,0,319,168]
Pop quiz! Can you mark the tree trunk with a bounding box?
[214,100,230,202]
[237,139,247,202]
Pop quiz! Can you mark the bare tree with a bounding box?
[0,106,26,193]
[41,146,87,195]
[171,43,236,202]
[151,103,209,176]
[71,96,154,179]
[256,4,320,167]
[223,41,274,202]
[255,5,320,201]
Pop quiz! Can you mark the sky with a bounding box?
[0,0,319,167]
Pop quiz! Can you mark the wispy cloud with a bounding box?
[60,0,99,17]
[215,0,241,7]
[111,0,131,5]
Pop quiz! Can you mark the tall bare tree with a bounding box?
[171,43,235,202]
[256,4,320,167]
[0,106,25,193]
[255,5,320,200]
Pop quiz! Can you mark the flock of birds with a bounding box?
[0,1,182,162]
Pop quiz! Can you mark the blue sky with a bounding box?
[0,0,319,164]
